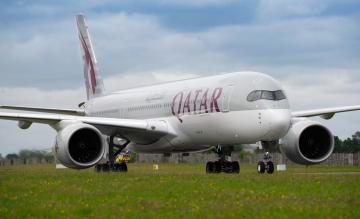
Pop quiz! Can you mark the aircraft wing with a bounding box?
[0,105,85,116]
[0,111,169,136]
[291,105,360,120]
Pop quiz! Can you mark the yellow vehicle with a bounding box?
[115,153,131,163]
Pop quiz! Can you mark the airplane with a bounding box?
[0,15,359,174]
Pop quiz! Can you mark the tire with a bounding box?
[266,161,274,174]
[113,163,120,172]
[257,161,265,174]
[206,162,212,173]
[214,161,221,173]
[209,162,215,173]
[225,162,232,173]
[120,162,128,172]
[232,161,240,174]
[103,164,110,172]
[95,165,102,172]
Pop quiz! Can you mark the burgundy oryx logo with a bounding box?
[79,32,97,96]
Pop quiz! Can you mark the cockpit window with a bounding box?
[261,91,275,100]
[247,90,286,102]
[246,90,262,102]
[274,90,286,100]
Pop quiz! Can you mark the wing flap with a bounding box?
[292,105,360,119]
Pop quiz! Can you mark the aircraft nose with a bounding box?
[263,109,291,141]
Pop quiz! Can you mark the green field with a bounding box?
[0,163,359,219]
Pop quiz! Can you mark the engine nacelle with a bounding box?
[280,120,334,165]
[54,123,105,169]
[18,120,32,129]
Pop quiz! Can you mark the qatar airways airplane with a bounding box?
[0,15,359,174]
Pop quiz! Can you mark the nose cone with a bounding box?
[262,109,291,141]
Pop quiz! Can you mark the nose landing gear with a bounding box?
[257,152,274,174]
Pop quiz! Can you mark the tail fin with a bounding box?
[76,14,105,100]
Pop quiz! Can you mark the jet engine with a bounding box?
[280,120,334,165]
[54,123,105,169]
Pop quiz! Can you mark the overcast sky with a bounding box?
[0,0,360,155]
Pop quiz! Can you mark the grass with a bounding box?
[0,163,359,219]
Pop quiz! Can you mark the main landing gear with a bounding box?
[206,145,240,174]
[95,162,128,172]
[257,152,274,174]
[95,135,129,173]
[206,160,240,174]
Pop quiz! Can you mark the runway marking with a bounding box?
[295,171,360,175]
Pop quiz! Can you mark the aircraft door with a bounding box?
[221,85,234,112]
[119,108,124,118]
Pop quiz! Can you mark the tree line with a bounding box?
[0,149,53,164]
[334,131,360,153]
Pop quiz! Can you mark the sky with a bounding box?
[0,0,360,155]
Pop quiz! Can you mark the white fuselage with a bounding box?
[86,72,291,153]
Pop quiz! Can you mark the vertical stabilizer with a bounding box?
[76,14,105,100]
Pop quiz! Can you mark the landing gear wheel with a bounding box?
[232,161,240,173]
[214,161,221,173]
[97,164,110,172]
[266,161,274,174]
[206,161,240,174]
[95,164,102,172]
[257,161,265,174]
[224,162,232,173]
[206,162,213,173]
[210,162,215,173]
[205,145,240,174]
[120,162,128,172]
[113,163,120,172]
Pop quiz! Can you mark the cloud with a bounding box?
[0,87,84,107]
[104,70,199,92]
[199,16,359,71]
[257,0,328,20]
[1,5,359,88]
[0,17,82,89]
[157,0,237,7]
[281,70,360,110]
[0,86,83,155]
[0,121,55,156]
[281,71,360,140]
